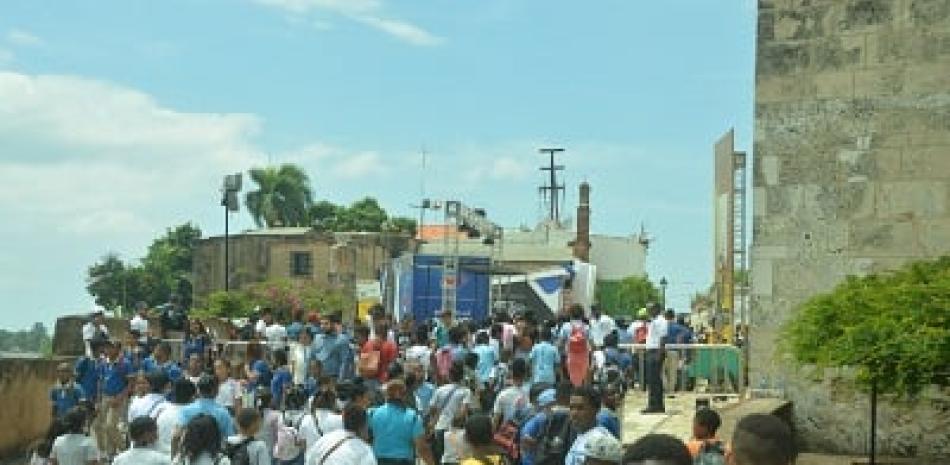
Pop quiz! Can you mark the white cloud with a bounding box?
[253,0,442,46]
[332,151,386,179]
[7,28,43,47]
[490,156,530,180]
[354,15,443,47]
[0,71,265,235]
[0,48,13,66]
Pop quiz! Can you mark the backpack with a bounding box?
[567,324,588,355]
[224,437,254,465]
[435,347,454,382]
[492,389,529,460]
[358,340,381,379]
[273,412,306,460]
[694,440,726,465]
[534,411,573,465]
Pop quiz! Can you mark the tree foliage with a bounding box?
[781,256,950,397]
[309,196,416,234]
[245,164,314,228]
[86,223,202,312]
[193,278,354,321]
[596,276,661,317]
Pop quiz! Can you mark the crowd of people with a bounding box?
[36,301,795,465]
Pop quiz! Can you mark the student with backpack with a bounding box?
[560,305,590,387]
[272,387,309,465]
[520,383,572,465]
[428,361,474,465]
[458,415,507,465]
[491,359,530,461]
[358,322,398,396]
[299,388,344,450]
[173,415,231,465]
[306,403,376,465]
[270,350,294,409]
[686,408,725,465]
[225,408,272,465]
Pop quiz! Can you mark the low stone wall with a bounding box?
[0,357,67,460]
[781,365,949,461]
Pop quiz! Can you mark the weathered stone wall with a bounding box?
[752,0,950,459]
[0,357,65,460]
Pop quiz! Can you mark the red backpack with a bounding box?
[567,323,588,355]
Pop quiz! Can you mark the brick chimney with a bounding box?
[573,181,591,262]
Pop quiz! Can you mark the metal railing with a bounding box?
[617,343,745,394]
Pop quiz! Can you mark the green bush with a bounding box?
[193,279,355,321]
[781,257,950,397]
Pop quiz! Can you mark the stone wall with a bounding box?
[0,357,65,460]
[751,0,950,459]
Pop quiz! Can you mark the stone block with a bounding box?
[906,0,950,27]
[754,187,769,217]
[848,218,921,255]
[919,218,950,255]
[751,258,775,296]
[762,155,781,186]
[756,73,819,103]
[876,180,948,218]
[902,146,950,179]
[908,129,950,147]
[814,69,856,98]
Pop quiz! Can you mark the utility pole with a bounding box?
[538,148,566,223]
[221,173,242,292]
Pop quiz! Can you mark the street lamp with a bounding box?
[221,173,242,292]
[659,277,668,307]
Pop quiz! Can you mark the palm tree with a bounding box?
[245,164,314,228]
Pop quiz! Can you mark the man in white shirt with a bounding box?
[589,306,616,349]
[642,303,668,414]
[113,416,171,465]
[565,386,613,465]
[128,372,168,423]
[82,311,109,357]
[156,378,195,455]
[130,302,150,344]
[306,404,376,465]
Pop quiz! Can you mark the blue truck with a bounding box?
[393,254,491,325]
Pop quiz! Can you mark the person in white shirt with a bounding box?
[128,372,169,422]
[404,331,432,378]
[565,386,613,465]
[130,303,150,345]
[589,306,617,349]
[157,379,196,455]
[174,415,231,465]
[213,359,241,412]
[642,303,668,414]
[305,404,376,465]
[50,409,99,465]
[265,323,288,352]
[113,417,171,465]
[299,389,343,450]
[427,361,473,465]
[81,311,109,357]
[226,408,272,465]
[289,328,313,385]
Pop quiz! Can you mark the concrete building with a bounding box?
[752,0,950,456]
[192,227,412,305]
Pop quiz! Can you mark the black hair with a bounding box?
[475,331,489,345]
[353,325,370,340]
[529,382,552,403]
[510,358,528,380]
[449,326,465,345]
[254,386,273,412]
[196,374,217,398]
[313,387,338,410]
[539,325,553,342]
[273,349,288,367]
[369,304,386,320]
[128,416,157,446]
[283,385,308,410]
[261,308,273,315]
[414,328,429,345]
[129,329,141,339]
[449,360,465,383]
[555,381,573,404]
[569,304,584,320]
[731,414,796,465]
[604,331,619,348]
[388,360,404,380]
[572,385,602,410]
[62,408,87,434]
[490,324,502,339]
[342,403,367,433]
[664,309,675,319]
[172,378,197,405]
[694,408,721,434]
[155,341,172,356]
[464,414,494,446]
[147,371,169,394]
[464,351,479,370]
[623,433,692,465]
[236,408,261,431]
[180,414,221,462]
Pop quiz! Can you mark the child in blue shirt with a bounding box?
[50,362,85,418]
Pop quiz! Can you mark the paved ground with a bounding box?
[620,390,741,445]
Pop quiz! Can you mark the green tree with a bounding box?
[335,197,388,232]
[782,256,950,397]
[596,275,661,317]
[86,254,133,312]
[308,200,344,230]
[245,164,314,228]
[383,216,417,236]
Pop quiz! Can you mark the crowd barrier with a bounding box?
[617,343,745,394]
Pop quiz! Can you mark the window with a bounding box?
[290,251,312,277]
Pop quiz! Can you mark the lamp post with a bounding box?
[659,277,668,307]
[221,173,242,292]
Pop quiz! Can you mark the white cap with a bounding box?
[584,430,623,462]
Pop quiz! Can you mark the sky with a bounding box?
[0,0,756,331]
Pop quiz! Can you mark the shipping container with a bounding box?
[393,254,491,325]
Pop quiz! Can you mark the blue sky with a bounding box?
[0,0,755,331]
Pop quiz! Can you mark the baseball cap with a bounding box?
[584,430,623,462]
[536,389,556,408]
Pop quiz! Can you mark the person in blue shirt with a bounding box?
[246,342,272,390]
[472,332,497,386]
[270,349,293,408]
[177,374,236,439]
[74,341,102,402]
[596,385,622,439]
[367,379,434,465]
[529,328,560,386]
[302,358,322,398]
[93,340,133,459]
[143,341,182,384]
[50,362,85,419]
[519,387,557,465]
[311,314,348,379]
[181,319,210,367]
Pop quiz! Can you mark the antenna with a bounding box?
[538,147,566,224]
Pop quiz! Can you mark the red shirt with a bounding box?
[361,337,398,381]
